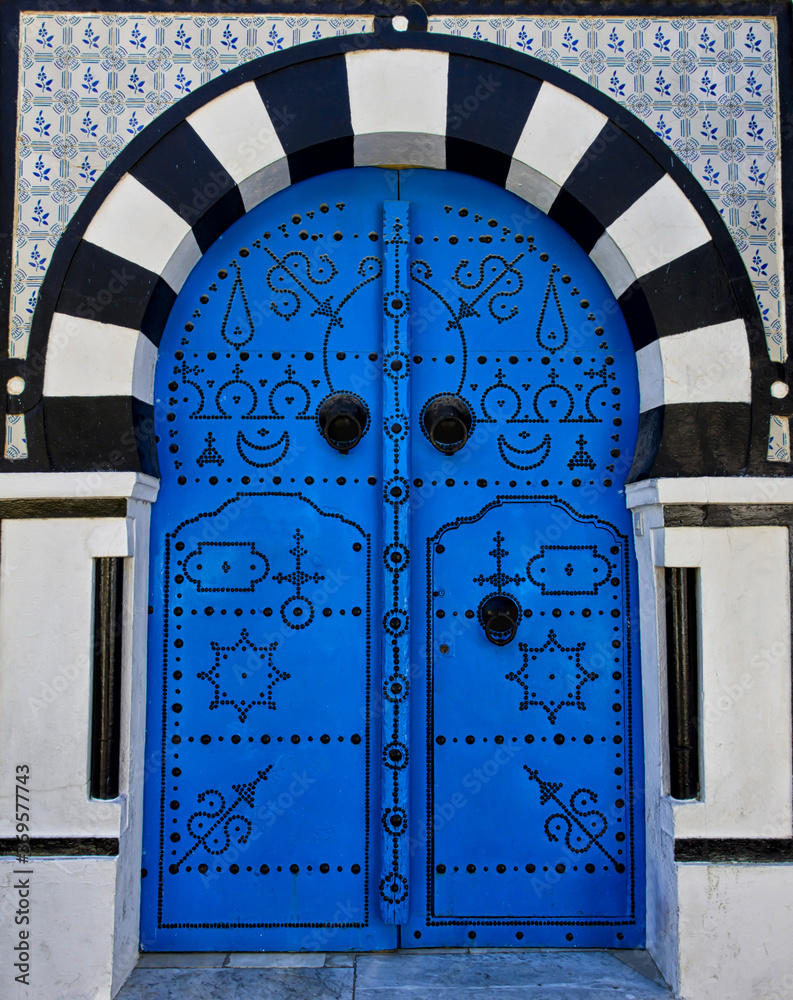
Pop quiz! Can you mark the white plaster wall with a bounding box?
[0,519,133,837]
[627,484,793,998]
[0,857,117,1000]
[110,500,152,997]
[0,492,155,1000]
[630,502,680,990]
[677,864,793,1000]
[652,526,792,839]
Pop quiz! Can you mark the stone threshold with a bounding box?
[137,947,663,977]
[119,948,676,999]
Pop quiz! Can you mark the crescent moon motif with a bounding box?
[235,429,290,469]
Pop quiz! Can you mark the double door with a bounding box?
[141,168,643,951]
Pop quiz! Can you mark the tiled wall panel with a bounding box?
[12,12,782,373]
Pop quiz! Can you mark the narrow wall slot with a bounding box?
[91,557,124,800]
[665,567,700,800]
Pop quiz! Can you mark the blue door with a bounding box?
[141,168,644,951]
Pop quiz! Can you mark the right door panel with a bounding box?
[402,170,644,948]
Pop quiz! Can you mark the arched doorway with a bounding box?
[28,30,766,484]
[141,166,643,951]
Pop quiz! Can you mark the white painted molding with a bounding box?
[0,472,159,502]
[86,518,135,558]
[160,228,204,296]
[506,84,608,214]
[505,160,560,215]
[348,49,449,170]
[0,858,118,997]
[677,865,793,1000]
[625,477,793,507]
[187,84,292,213]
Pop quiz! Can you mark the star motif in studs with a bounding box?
[197,628,289,722]
[506,629,597,725]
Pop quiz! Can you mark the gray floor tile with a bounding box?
[136,953,229,969]
[225,952,326,968]
[354,951,671,993]
[398,948,470,955]
[355,989,667,1000]
[608,949,668,988]
[325,953,356,967]
[115,967,354,1000]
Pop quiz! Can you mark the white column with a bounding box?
[627,479,793,1000]
[0,474,156,1000]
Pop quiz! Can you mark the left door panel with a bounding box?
[141,169,397,951]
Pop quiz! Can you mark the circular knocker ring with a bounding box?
[422,394,473,455]
[318,392,368,452]
[479,593,521,646]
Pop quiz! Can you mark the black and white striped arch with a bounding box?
[24,27,773,478]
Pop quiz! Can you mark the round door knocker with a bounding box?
[318,392,368,452]
[422,394,473,454]
[479,593,521,646]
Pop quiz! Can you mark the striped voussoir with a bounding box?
[26,28,771,478]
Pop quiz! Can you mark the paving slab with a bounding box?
[226,952,327,968]
[136,953,229,969]
[608,949,669,988]
[354,950,671,994]
[116,967,354,1000]
[355,990,666,1000]
[325,953,356,967]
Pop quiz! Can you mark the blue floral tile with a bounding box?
[12,14,372,358]
[12,12,783,369]
[768,415,790,462]
[429,14,782,363]
[5,414,28,461]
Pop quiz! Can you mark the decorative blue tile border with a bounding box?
[12,12,782,370]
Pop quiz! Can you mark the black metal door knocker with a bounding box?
[318,392,368,452]
[423,394,473,454]
[479,593,521,646]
